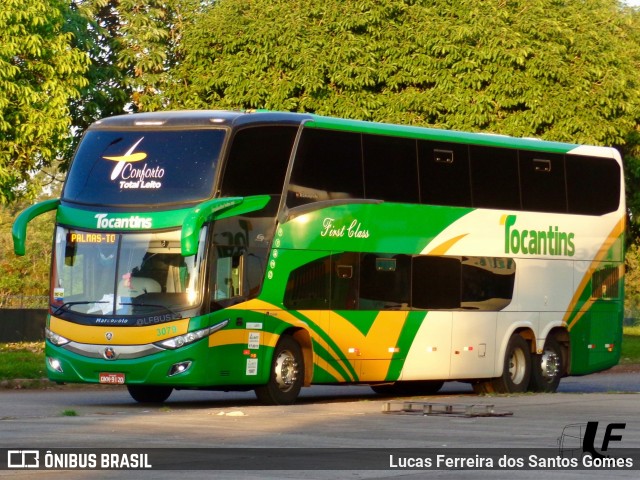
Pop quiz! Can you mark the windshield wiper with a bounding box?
[53,301,108,315]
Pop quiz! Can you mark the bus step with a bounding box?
[382,401,513,417]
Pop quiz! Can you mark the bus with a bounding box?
[13,110,625,404]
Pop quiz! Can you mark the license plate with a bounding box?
[99,373,125,385]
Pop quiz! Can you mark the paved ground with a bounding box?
[0,367,639,479]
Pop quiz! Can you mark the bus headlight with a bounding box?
[45,328,70,346]
[168,361,192,377]
[154,320,228,350]
[47,357,64,373]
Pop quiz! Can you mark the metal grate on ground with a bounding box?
[382,401,513,417]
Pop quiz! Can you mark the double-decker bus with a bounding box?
[13,110,625,404]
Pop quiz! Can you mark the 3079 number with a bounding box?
[156,325,177,336]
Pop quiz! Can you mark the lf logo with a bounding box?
[7,450,39,468]
[582,422,626,458]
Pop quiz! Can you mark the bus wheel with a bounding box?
[529,337,563,393]
[473,334,531,394]
[371,380,444,396]
[255,335,304,405]
[127,385,173,403]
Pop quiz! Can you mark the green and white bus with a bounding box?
[13,110,625,404]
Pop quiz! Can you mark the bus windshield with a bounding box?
[51,227,207,317]
[62,129,226,206]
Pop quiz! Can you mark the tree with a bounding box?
[66,0,131,149]
[114,0,202,112]
[0,201,55,307]
[68,0,201,116]
[59,0,201,167]
[0,0,89,204]
[169,0,640,147]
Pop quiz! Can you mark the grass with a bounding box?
[0,342,45,381]
[621,327,640,364]
[1,328,640,385]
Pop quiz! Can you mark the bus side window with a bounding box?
[412,256,461,309]
[283,255,331,309]
[418,140,471,207]
[362,134,419,203]
[359,254,410,310]
[519,151,567,213]
[221,126,297,197]
[566,154,620,215]
[470,146,520,210]
[287,129,364,208]
[331,252,360,310]
[212,254,241,303]
[244,251,266,298]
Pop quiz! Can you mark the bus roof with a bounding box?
[91,110,614,157]
[90,110,312,129]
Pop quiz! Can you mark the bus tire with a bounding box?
[127,385,173,403]
[255,335,304,405]
[529,337,563,393]
[371,380,444,396]
[473,334,531,394]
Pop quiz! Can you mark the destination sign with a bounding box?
[67,232,117,244]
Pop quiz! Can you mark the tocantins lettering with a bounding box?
[95,214,153,229]
[504,215,575,256]
[321,218,370,239]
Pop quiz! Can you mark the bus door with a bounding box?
[329,253,409,383]
[450,312,497,379]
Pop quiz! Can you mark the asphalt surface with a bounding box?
[0,366,639,479]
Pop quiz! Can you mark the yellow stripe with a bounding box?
[103,152,147,162]
[566,217,625,330]
[208,329,278,348]
[321,360,353,383]
[329,310,406,381]
[426,234,468,255]
[228,299,354,381]
[330,310,406,359]
[49,316,190,345]
[227,300,408,382]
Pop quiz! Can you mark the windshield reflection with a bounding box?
[52,227,206,317]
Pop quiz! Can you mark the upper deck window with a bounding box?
[62,129,226,207]
[220,126,297,197]
[287,129,364,208]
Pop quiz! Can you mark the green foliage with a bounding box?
[3,0,640,308]
[57,0,202,166]
[69,0,201,114]
[0,0,89,204]
[0,201,55,305]
[65,1,130,151]
[625,243,640,317]
[167,0,640,254]
[115,0,199,111]
[169,0,640,146]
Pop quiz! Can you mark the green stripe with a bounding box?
[311,339,353,383]
[283,308,359,382]
[336,310,379,337]
[277,203,473,253]
[386,311,426,381]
